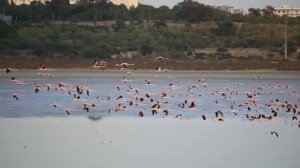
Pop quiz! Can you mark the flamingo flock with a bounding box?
[1,61,300,134]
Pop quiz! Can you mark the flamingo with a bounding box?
[115,63,135,70]
[39,63,46,70]
[12,93,21,100]
[92,60,108,68]
[156,56,168,63]
[6,67,11,73]
[271,131,279,137]
[139,111,144,117]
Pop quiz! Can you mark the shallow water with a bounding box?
[1,117,300,168]
[0,70,299,118]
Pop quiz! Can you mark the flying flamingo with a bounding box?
[115,63,135,70]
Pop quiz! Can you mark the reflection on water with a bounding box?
[0,70,299,118]
[88,115,103,121]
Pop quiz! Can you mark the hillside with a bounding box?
[0,20,300,70]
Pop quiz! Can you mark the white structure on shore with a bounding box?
[10,0,49,5]
[9,0,79,5]
[110,0,140,8]
[214,5,244,15]
[274,5,300,17]
[69,0,78,4]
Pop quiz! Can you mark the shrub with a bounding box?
[217,47,228,52]
[211,20,236,36]
[112,20,126,32]
[154,20,168,29]
[0,20,17,39]
[233,40,248,48]
[140,44,154,55]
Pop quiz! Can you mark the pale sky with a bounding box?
[142,0,300,12]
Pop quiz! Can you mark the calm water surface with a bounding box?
[0,70,299,118]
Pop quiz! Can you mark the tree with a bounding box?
[108,4,128,20]
[78,0,89,5]
[173,0,214,23]
[0,20,16,39]
[262,6,275,16]
[155,6,173,21]
[211,20,236,36]
[49,0,70,20]
[248,8,261,17]
[112,19,125,32]
[0,0,9,7]
[154,20,168,29]
[128,4,156,21]
[10,4,31,21]
[140,44,153,55]
[30,1,49,22]
[91,0,113,21]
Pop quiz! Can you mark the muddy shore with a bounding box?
[1,57,300,71]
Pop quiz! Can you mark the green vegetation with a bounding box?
[1,21,299,59]
[0,20,17,38]
[0,0,299,60]
[2,0,299,24]
[211,20,237,36]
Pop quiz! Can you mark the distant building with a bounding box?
[69,0,78,4]
[9,0,78,5]
[214,5,244,15]
[274,5,300,17]
[228,7,244,15]
[9,0,139,6]
[110,0,140,8]
[10,0,49,5]
[0,14,13,24]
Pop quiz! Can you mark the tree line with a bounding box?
[1,19,299,59]
[1,0,300,24]
[1,0,299,60]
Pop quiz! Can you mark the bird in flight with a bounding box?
[156,56,168,63]
[115,63,135,70]
[271,130,279,137]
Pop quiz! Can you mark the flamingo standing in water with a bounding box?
[39,63,46,70]
[189,100,196,108]
[0,67,16,73]
[6,67,11,73]
[122,76,128,83]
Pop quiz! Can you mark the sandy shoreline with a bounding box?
[0,117,299,168]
